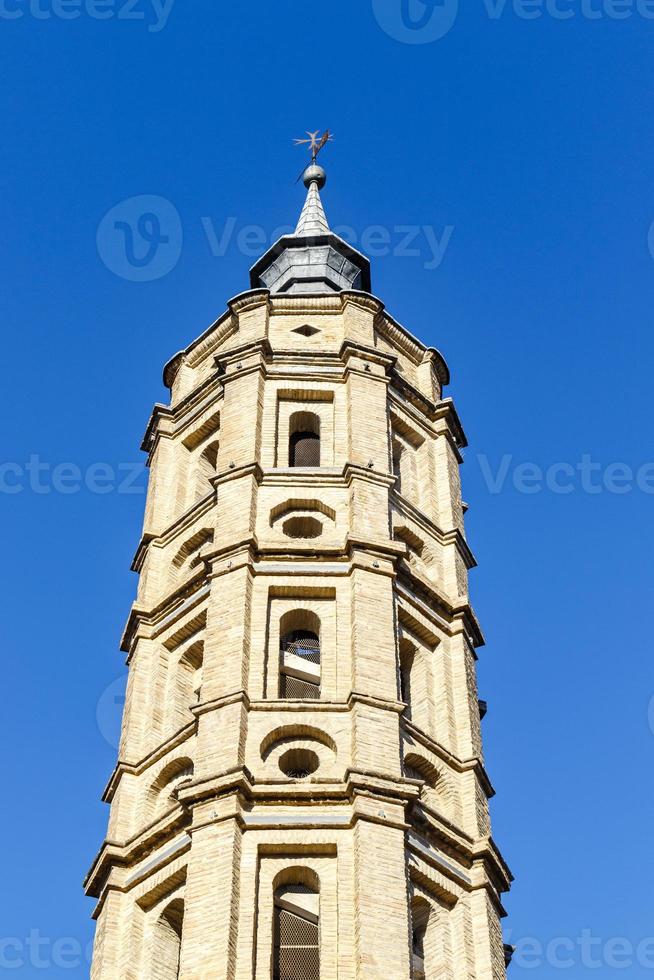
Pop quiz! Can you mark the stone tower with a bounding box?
[86,160,512,980]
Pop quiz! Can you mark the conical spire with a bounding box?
[249,159,371,295]
[295,178,330,237]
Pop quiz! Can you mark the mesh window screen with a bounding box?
[274,908,320,980]
[282,632,320,665]
[280,674,320,700]
[280,630,320,700]
[290,431,320,467]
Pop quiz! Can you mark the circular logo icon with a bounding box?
[97,194,182,282]
[96,674,128,750]
[648,220,654,264]
[372,0,458,43]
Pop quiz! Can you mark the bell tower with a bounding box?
[86,152,512,979]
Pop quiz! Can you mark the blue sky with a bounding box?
[2,0,653,975]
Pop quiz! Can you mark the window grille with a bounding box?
[282,516,323,540]
[280,674,320,699]
[282,632,321,665]
[274,887,320,980]
[289,431,320,468]
[280,629,321,700]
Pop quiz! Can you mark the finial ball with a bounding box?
[303,163,327,189]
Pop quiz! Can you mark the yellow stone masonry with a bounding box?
[86,284,512,979]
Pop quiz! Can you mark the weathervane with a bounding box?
[293,129,334,162]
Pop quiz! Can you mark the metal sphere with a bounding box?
[303,163,327,189]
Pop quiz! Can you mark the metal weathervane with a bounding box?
[293,129,333,183]
[293,129,334,162]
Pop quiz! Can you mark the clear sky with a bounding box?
[2,1,653,976]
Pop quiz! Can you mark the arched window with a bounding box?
[146,759,194,822]
[411,898,430,980]
[404,753,441,813]
[399,639,415,719]
[399,637,431,732]
[152,899,184,980]
[279,610,321,700]
[273,876,320,980]
[196,440,219,498]
[392,439,404,493]
[391,430,418,501]
[172,529,214,571]
[172,640,204,729]
[289,412,320,468]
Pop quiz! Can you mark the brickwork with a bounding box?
[86,221,511,977]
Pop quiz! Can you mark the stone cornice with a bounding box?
[159,285,450,402]
[163,305,238,383]
[396,573,484,648]
[390,369,439,421]
[140,402,173,456]
[141,375,223,459]
[87,773,508,906]
[401,719,495,799]
[124,526,479,658]
[268,292,344,315]
[473,834,514,890]
[435,397,467,449]
[339,339,396,371]
[130,532,156,575]
[392,495,477,569]
[213,337,273,374]
[375,307,450,386]
[102,721,196,803]
[101,687,494,812]
[85,824,191,901]
[185,313,239,370]
[227,288,270,316]
[130,492,214,573]
[121,579,209,655]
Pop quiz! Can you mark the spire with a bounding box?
[295,176,330,237]
[249,140,371,295]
